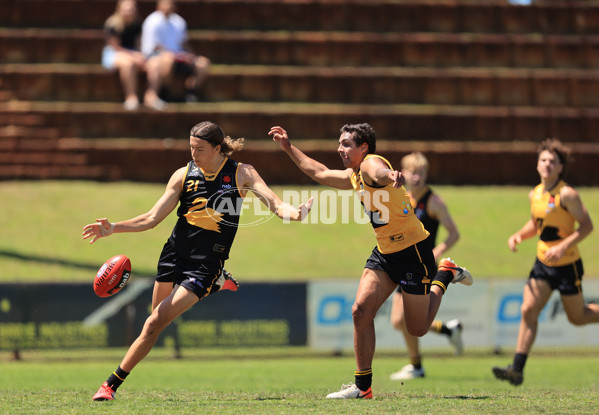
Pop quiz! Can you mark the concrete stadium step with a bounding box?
[2,100,598,143]
[4,63,599,107]
[4,0,599,34]
[56,137,599,186]
[3,28,599,69]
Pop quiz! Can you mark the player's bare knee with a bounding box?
[566,314,586,326]
[406,325,427,337]
[352,302,375,325]
[520,304,541,322]
[143,313,168,336]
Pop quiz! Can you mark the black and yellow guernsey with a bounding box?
[532,180,580,267]
[410,188,438,254]
[168,158,244,261]
[350,154,429,254]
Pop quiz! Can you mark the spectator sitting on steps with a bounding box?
[102,0,159,111]
[141,0,211,109]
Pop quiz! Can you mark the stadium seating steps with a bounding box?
[1,0,599,185]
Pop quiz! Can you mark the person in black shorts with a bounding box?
[270,124,473,399]
[83,121,313,401]
[389,152,464,382]
[492,138,598,386]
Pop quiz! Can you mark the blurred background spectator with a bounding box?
[141,0,211,108]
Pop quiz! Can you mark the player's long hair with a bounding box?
[190,121,245,157]
[538,138,572,181]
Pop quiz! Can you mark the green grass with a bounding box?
[1,347,598,414]
[1,181,599,282]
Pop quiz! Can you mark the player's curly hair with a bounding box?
[538,138,573,181]
[340,123,376,154]
[190,121,244,157]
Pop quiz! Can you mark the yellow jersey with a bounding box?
[531,180,580,266]
[351,154,429,254]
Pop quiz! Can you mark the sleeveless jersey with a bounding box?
[411,188,439,253]
[167,158,244,260]
[531,180,580,266]
[350,154,429,254]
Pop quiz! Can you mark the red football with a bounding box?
[94,255,132,297]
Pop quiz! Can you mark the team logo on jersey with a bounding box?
[546,195,555,213]
[389,233,404,243]
[184,197,224,232]
[188,164,202,177]
[221,174,233,189]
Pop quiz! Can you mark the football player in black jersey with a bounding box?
[389,152,463,381]
[84,121,313,401]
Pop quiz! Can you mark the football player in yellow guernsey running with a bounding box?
[84,121,313,401]
[269,124,473,399]
[493,138,598,386]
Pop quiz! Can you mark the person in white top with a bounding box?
[141,0,211,109]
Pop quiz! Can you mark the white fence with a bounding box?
[308,280,599,351]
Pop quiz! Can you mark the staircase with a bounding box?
[2,0,599,185]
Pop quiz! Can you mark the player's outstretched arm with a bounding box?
[359,156,405,188]
[239,163,313,221]
[82,167,185,244]
[269,126,353,190]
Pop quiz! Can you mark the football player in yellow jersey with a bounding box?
[493,138,598,386]
[270,124,473,399]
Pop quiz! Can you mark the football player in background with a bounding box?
[492,138,598,386]
[270,124,473,399]
[83,121,312,401]
[389,152,463,382]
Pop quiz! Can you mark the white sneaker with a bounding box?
[389,364,425,380]
[123,97,139,111]
[438,257,473,286]
[325,383,372,399]
[446,319,464,355]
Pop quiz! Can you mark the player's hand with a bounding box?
[268,126,291,150]
[387,170,405,188]
[508,233,521,252]
[82,218,115,244]
[544,244,565,262]
[299,197,314,221]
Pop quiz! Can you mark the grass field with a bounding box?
[2,181,599,414]
[1,181,599,282]
[1,347,598,414]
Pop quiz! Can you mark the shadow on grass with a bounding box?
[444,396,491,400]
[0,249,154,277]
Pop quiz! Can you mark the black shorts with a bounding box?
[365,241,436,295]
[529,257,584,295]
[156,242,224,300]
